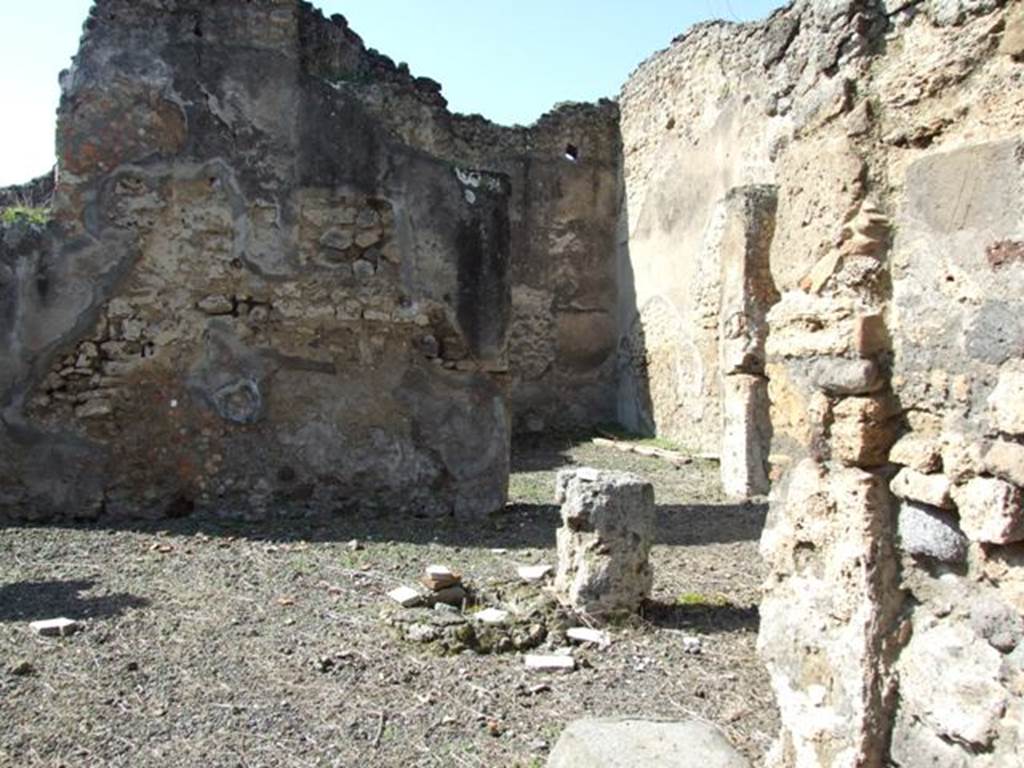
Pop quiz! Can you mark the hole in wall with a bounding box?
[564,143,579,163]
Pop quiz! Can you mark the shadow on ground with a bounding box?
[643,600,761,635]
[0,435,767,551]
[0,579,150,623]
[0,501,766,553]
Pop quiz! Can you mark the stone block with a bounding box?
[554,468,655,616]
[720,374,772,499]
[547,718,750,768]
[30,618,81,637]
[767,293,865,360]
[898,502,968,563]
[896,622,1007,749]
[985,440,1024,486]
[524,654,575,672]
[830,394,900,468]
[941,433,986,484]
[890,434,942,473]
[806,357,883,396]
[970,598,1024,652]
[891,468,954,509]
[1001,2,1024,58]
[989,369,1024,436]
[953,477,1024,544]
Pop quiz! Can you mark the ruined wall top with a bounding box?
[71,0,620,170]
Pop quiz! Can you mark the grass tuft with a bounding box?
[0,205,52,226]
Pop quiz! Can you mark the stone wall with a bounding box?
[291,4,624,434]
[0,0,618,521]
[5,0,1024,763]
[618,0,1024,765]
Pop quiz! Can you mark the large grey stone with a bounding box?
[898,501,968,563]
[927,0,1002,26]
[554,468,655,616]
[547,718,750,768]
[806,357,883,396]
[970,598,1024,653]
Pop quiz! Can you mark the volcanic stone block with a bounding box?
[897,501,968,563]
[554,468,655,616]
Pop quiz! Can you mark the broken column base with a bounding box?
[554,467,655,617]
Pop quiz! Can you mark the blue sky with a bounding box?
[0,0,785,186]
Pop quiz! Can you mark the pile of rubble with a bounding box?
[382,468,653,671]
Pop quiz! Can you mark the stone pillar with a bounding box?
[759,198,904,768]
[718,185,779,498]
[721,374,773,497]
[554,468,655,617]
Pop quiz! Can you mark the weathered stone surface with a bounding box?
[759,460,902,768]
[970,598,1024,653]
[989,369,1024,436]
[985,440,1024,486]
[619,3,1024,766]
[887,132,1024,767]
[767,294,879,360]
[830,394,900,468]
[896,622,1007,749]
[893,140,1024,423]
[718,185,780,376]
[806,357,883,396]
[940,432,987,484]
[1001,2,1024,58]
[891,468,954,510]
[720,374,772,498]
[927,0,1003,27]
[0,0,602,521]
[554,468,655,616]
[898,501,968,563]
[890,434,942,474]
[953,477,1024,544]
[547,718,750,768]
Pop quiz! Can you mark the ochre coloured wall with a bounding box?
[618,1,1024,765]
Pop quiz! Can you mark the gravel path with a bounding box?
[0,437,778,767]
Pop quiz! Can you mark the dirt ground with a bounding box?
[0,436,778,767]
